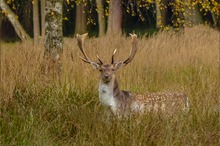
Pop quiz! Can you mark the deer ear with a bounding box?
[90,62,101,70]
[114,62,123,70]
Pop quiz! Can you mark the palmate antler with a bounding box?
[77,33,138,66]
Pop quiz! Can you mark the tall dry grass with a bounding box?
[0,25,219,145]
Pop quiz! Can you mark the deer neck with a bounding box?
[98,77,121,108]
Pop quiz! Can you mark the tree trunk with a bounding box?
[156,0,169,28]
[23,2,32,36]
[183,3,203,27]
[96,0,105,37]
[74,3,87,35]
[33,0,40,45]
[0,0,30,41]
[0,10,2,38]
[44,0,63,76]
[0,12,3,87]
[41,0,45,41]
[107,0,122,36]
[155,0,162,28]
[210,12,220,30]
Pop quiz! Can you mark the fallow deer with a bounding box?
[76,33,189,117]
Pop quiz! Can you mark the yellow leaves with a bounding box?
[164,26,169,31]
[212,7,218,14]
[175,27,180,31]
[146,0,153,3]
[6,0,13,4]
[12,5,16,10]
[105,9,109,16]
[6,0,16,10]
[174,12,178,15]
[87,17,96,25]
[199,8,203,12]
[198,0,220,16]
[66,0,70,5]
[83,2,87,7]
[63,17,68,21]
[192,2,196,7]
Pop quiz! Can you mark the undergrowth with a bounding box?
[0,25,219,145]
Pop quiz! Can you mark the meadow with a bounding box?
[0,25,219,145]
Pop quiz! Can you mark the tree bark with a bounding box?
[0,0,30,41]
[96,0,105,37]
[0,10,2,38]
[183,3,203,27]
[33,0,40,45]
[210,12,220,30]
[23,1,32,36]
[156,0,169,28]
[107,0,122,36]
[44,0,63,76]
[41,0,45,41]
[74,3,87,35]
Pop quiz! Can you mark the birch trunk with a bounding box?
[43,0,63,76]
[0,0,30,41]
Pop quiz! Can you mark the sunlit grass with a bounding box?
[0,25,219,145]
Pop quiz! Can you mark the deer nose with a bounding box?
[104,74,109,79]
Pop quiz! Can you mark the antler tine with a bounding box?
[96,55,103,65]
[76,33,92,63]
[123,33,138,66]
[111,49,117,64]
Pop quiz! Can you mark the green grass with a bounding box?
[0,25,219,145]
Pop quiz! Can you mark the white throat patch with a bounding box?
[99,81,116,108]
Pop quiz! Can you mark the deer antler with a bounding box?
[77,33,103,65]
[96,55,103,65]
[76,33,91,63]
[123,33,138,66]
[111,49,117,64]
[77,33,137,66]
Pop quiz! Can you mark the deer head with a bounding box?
[76,33,138,83]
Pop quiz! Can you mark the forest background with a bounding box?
[0,0,219,41]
